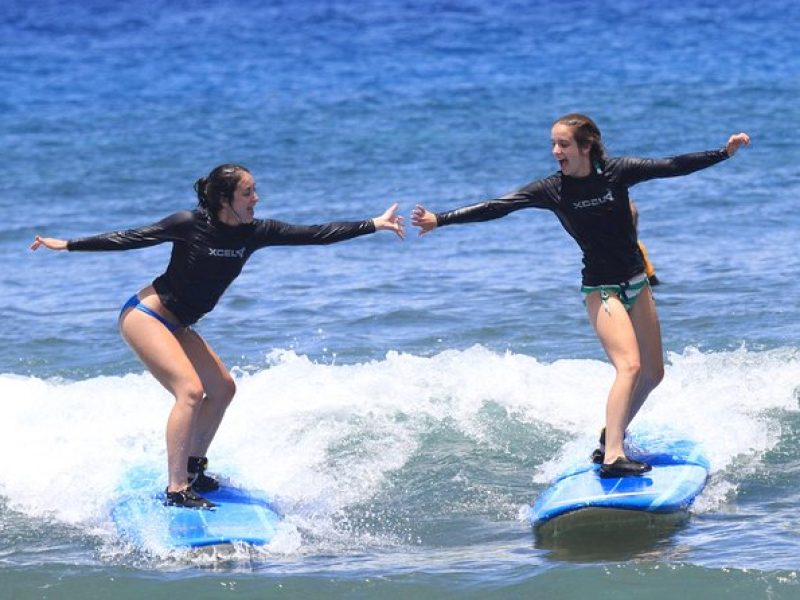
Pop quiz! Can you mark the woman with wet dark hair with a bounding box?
[412,114,749,478]
[32,163,404,508]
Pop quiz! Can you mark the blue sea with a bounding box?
[2,0,800,597]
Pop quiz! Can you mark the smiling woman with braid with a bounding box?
[412,114,749,478]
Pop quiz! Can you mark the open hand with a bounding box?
[373,203,405,240]
[411,204,438,236]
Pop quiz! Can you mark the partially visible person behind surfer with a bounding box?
[31,164,405,508]
[411,113,750,477]
[630,199,660,286]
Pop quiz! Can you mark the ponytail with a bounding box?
[194,176,210,209]
[193,164,251,217]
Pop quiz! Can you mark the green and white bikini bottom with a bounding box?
[581,272,650,314]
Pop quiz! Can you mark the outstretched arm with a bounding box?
[410,177,557,236]
[31,211,195,253]
[30,236,68,251]
[255,202,404,246]
[618,131,752,187]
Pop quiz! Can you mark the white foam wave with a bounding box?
[1,344,797,537]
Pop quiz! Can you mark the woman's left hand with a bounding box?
[373,203,405,240]
[726,132,751,156]
[30,236,68,251]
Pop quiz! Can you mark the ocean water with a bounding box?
[2,0,800,598]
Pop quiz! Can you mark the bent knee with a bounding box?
[220,375,236,405]
[175,381,206,409]
[643,364,665,389]
[616,359,641,382]
[208,375,236,408]
[653,364,665,385]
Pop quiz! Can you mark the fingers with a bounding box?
[393,214,406,240]
[410,204,436,236]
[382,202,399,220]
[375,204,405,240]
[731,132,750,146]
[376,203,435,239]
[410,204,427,227]
[726,132,751,156]
[30,235,43,251]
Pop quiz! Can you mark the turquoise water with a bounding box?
[2,0,800,597]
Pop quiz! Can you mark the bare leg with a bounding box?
[625,286,664,428]
[174,328,236,458]
[586,292,641,464]
[119,309,204,492]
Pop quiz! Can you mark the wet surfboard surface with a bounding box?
[112,466,281,549]
[530,430,709,531]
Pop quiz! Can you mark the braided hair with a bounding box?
[553,113,608,174]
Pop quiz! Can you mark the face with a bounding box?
[227,172,259,224]
[551,123,592,177]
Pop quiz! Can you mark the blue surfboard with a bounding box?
[529,430,709,533]
[112,466,281,549]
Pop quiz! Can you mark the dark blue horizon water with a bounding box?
[2,1,800,598]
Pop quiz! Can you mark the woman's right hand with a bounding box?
[411,204,438,236]
[30,236,68,251]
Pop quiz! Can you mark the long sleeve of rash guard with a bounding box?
[253,218,376,247]
[435,176,558,227]
[615,148,729,187]
[66,211,193,251]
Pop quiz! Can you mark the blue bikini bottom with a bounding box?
[120,294,182,332]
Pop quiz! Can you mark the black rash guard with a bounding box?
[67,209,376,325]
[435,149,729,286]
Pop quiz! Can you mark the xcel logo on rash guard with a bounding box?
[208,247,246,258]
[572,192,614,210]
